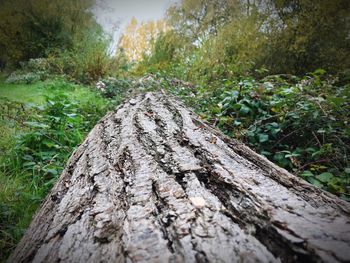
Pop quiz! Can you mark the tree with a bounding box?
[164,0,350,75]
[119,18,168,61]
[0,0,96,67]
[266,0,350,73]
[167,0,242,43]
[9,92,350,262]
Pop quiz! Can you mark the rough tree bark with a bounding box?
[8,92,350,263]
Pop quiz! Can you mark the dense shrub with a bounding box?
[4,58,51,84]
[162,71,350,200]
[14,92,110,184]
[5,72,42,84]
[49,27,119,83]
[96,77,132,98]
[0,0,96,68]
[0,0,120,84]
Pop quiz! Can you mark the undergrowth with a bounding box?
[126,72,350,200]
[0,79,119,261]
[0,71,349,261]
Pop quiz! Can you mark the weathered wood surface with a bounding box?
[8,92,350,263]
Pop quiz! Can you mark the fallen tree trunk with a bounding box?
[9,92,350,263]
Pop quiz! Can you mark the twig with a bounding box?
[273,128,301,147]
[315,100,328,117]
[312,131,322,148]
[296,158,337,172]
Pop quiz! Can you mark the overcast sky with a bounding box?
[92,0,178,53]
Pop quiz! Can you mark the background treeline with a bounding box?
[0,0,125,83]
[139,0,350,77]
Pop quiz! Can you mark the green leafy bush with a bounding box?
[12,92,110,188]
[0,0,97,68]
[164,71,350,200]
[0,88,113,261]
[96,77,132,98]
[5,72,44,84]
[5,58,54,84]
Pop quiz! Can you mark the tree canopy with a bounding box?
[0,0,96,68]
[158,0,350,75]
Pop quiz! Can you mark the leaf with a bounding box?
[314,68,326,75]
[229,104,241,111]
[23,162,36,167]
[316,172,333,183]
[24,121,49,129]
[258,133,269,143]
[307,177,323,187]
[66,113,77,118]
[239,105,250,115]
[301,170,314,178]
[261,150,271,156]
[340,194,350,202]
[285,153,300,158]
[23,155,34,161]
[44,168,58,176]
[43,140,55,148]
[234,119,241,126]
[328,181,343,194]
[317,128,326,134]
[219,116,231,125]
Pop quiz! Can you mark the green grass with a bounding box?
[0,171,41,256]
[0,77,113,262]
[0,81,47,104]
[0,77,106,159]
[0,77,103,105]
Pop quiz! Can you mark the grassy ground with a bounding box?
[0,77,102,104]
[0,81,46,104]
[0,77,113,262]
